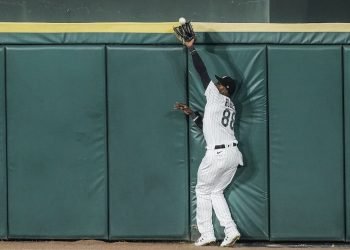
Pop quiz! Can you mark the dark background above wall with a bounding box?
[0,0,269,23]
[270,0,350,23]
[0,0,350,23]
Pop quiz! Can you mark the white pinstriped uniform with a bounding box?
[196,81,243,238]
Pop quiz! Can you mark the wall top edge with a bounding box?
[1,22,350,33]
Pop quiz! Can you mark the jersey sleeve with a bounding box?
[189,47,211,89]
[205,81,221,101]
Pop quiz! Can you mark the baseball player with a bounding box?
[174,26,243,247]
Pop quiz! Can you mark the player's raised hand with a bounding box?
[173,19,195,46]
[174,102,193,115]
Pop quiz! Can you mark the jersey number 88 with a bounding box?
[221,108,235,130]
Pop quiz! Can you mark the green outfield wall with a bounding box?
[0,47,6,239]
[0,25,350,241]
[6,46,108,239]
[269,46,344,241]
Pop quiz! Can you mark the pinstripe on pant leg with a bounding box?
[196,151,215,237]
[196,146,241,236]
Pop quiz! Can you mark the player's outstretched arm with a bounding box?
[173,21,210,90]
[185,39,211,90]
[174,102,203,130]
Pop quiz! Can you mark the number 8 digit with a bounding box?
[221,109,230,127]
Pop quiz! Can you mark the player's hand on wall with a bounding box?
[174,102,193,115]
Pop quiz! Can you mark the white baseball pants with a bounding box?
[195,145,242,237]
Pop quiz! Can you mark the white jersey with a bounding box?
[203,81,237,148]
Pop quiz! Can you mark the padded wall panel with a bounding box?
[0,48,6,239]
[108,46,188,239]
[345,46,350,242]
[269,46,344,240]
[7,46,107,239]
[189,46,268,240]
[1,32,350,46]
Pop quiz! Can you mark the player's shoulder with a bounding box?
[205,81,219,97]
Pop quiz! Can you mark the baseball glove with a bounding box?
[173,21,195,44]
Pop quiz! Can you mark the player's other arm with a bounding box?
[184,39,211,90]
[174,102,203,130]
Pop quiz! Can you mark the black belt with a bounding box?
[214,143,237,149]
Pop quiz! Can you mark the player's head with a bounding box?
[215,75,236,97]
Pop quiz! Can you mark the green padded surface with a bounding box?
[269,46,344,241]
[189,46,268,240]
[345,46,350,242]
[0,47,6,239]
[107,46,189,240]
[7,46,107,239]
[0,32,350,45]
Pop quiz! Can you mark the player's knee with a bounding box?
[195,186,203,195]
[195,186,210,197]
[210,190,224,199]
